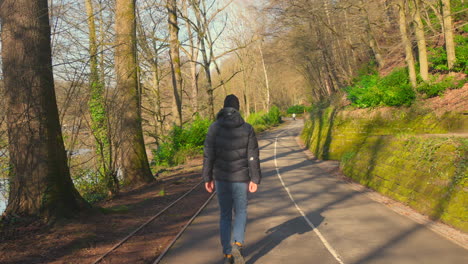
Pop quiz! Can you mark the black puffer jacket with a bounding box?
[202,107,262,184]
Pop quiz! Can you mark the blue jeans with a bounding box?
[216,181,248,254]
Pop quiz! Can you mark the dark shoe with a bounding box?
[223,254,234,264]
[232,242,245,264]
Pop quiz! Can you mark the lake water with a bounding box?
[0,148,92,215]
[0,179,7,215]
[1,148,7,214]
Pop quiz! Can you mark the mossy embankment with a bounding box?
[301,104,467,232]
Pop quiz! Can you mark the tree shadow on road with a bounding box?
[245,214,323,264]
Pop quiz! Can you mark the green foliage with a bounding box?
[428,34,468,74]
[88,80,115,193]
[246,106,282,132]
[286,105,313,115]
[346,68,415,108]
[462,24,468,34]
[153,108,281,168]
[0,155,9,180]
[152,142,175,167]
[173,116,212,150]
[341,151,356,165]
[454,34,468,73]
[417,75,466,98]
[355,60,378,78]
[152,116,212,167]
[452,0,468,21]
[428,46,449,71]
[72,168,108,203]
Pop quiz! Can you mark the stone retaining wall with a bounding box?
[301,106,467,232]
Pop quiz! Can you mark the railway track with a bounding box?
[92,180,215,264]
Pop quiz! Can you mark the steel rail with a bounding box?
[92,180,204,264]
[152,191,216,264]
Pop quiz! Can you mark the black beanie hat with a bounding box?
[224,94,240,111]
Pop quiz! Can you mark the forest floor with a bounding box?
[0,157,209,264]
[426,81,468,114]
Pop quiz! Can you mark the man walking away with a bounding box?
[202,94,262,264]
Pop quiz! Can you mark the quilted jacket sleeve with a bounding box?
[247,125,262,184]
[201,123,217,182]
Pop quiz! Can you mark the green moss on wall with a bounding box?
[302,106,468,232]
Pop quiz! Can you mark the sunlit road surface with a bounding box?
[160,120,468,264]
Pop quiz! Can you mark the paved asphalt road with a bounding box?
[160,120,468,264]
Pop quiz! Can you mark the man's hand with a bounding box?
[205,181,215,193]
[249,181,258,193]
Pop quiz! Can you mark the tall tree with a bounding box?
[258,41,271,110]
[136,6,168,146]
[85,0,119,195]
[398,0,417,88]
[167,0,183,127]
[359,0,384,68]
[186,0,237,119]
[191,0,216,119]
[0,0,89,219]
[411,0,429,81]
[181,0,200,115]
[440,0,456,69]
[115,0,154,185]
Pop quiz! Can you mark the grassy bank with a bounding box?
[246,106,282,133]
[301,104,467,231]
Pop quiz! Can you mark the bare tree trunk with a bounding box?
[85,0,118,195]
[167,0,183,126]
[189,61,199,114]
[398,0,417,88]
[183,0,199,115]
[192,0,215,119]
[359,0,384,68]
[440,0,456,69]
[97,0,107,83]
[1,0,89,219]
[311,19,340,93]
[234,51,250,117]
[152,63,164,139]
[344,10,358,71]
[258,41,271,111]
[323,0,349,82]
[411,0,429,81]
[115,0,154,185]
[212,59,227,98]
[323,0,332,26]
[199,32,215,119]
[423,0,444,33]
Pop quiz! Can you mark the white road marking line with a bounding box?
[274,130,345,264]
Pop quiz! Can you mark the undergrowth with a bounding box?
[152,116,211,168]
[152,107,282,170]
[345,67,416,108]
[286,105,313,115]
[246,106,282,132]
[416,75,466,98]
[72,168,109,203]
[428,32,468,74]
